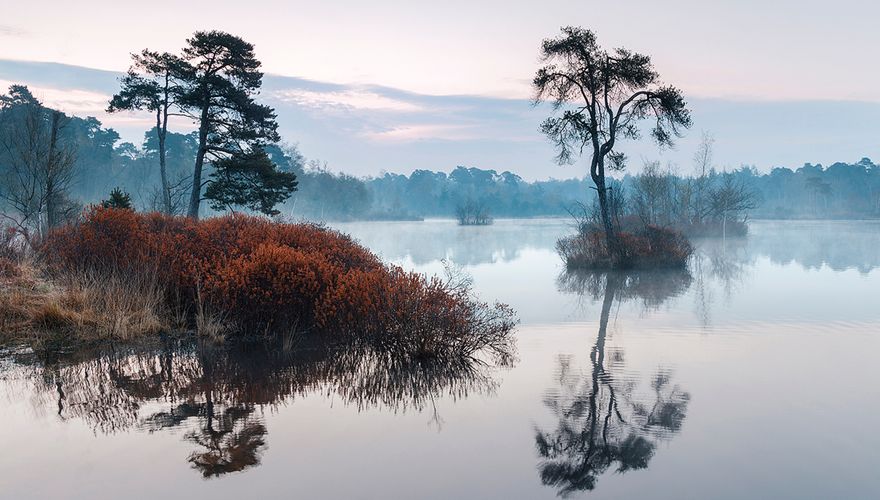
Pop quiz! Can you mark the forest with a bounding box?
[2,84,878,226]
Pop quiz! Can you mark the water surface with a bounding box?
[1,219,878,499]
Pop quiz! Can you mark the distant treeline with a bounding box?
[2,86,878,223]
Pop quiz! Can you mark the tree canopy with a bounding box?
[176,31,280,218]
[204,148,297,216]
[533,27,691,169]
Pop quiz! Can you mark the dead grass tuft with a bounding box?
[0,261,170,343]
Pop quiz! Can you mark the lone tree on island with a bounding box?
[533,27,691,259]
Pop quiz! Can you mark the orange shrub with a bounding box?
[40,208,516,356]
[204,243,337,332]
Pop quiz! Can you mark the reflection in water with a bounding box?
[335,219,880,273]
[536,272,691,496]
[10,340,507,477]
[690,238,750,328]
[2,220,879,498]
[749,221,880,273]
[558,268,693,310]
[335,219,567,266]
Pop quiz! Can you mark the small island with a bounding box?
[1,208,516,362]
[456,198,493,226]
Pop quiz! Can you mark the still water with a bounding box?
[1,219,879,499]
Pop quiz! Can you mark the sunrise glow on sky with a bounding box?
[2,0,878,177]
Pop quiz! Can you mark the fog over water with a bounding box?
[1,219,878,499]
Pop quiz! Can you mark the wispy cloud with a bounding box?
[0,25,27,37]
[274,88,425,113]
[3,60,880,178]
[362,124,478,142]
[0,78,173,136]
[0,79,107,115]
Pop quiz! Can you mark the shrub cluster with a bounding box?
[557,225,693,270]
[40,208,516,357]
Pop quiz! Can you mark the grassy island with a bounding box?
[0,208,516,360]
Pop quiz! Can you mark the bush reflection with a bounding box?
[14,339,510,477]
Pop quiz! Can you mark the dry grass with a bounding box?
[0,260,171,344]
[194,281,229,343]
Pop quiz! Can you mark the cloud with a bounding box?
[274,88,425,113]
[362,124,478,142]
[0,25,26,37]
[0,79,108,115]
[2,59,880,179]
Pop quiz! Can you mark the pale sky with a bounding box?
[3,0,879,100]
[1,1,879,178]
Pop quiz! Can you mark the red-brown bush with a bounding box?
[40,208,515,357]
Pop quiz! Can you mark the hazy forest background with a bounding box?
[2,83,879,227]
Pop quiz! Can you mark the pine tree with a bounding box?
[204,148,297,216]
[101,187,133,210]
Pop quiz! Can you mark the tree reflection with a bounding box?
[537,271,691,496]
[690,237,749,328]
[13,339,510,478]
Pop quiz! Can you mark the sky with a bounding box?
[1,0,879,179]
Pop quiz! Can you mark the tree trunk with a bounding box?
[45,111,61,230]
[157,109,171,214]
[595,178,618,266]
[187,104,211,219]
[590,150,621,267]
[722,212,727,243]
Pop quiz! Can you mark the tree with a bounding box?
[533,27,691,262]
[692,131,715,223]
[455,198,492,225]
[204,148,297,216]
[108,51,182,214]
[139,130,198,214]
[709,171,758,238]
[0,86,77,238]
[0,84,39,108]
[176,31,280,219]
[631,160,673,226]
[101,187,133,210]
[805,176,832,215]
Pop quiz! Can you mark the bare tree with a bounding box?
[455,198,492,225]
[709,172,758,238]
[533,27,691,262]
[43,110,77,229]
[692,131,715,223]
[631,161,673,226]
[0,89,77,240]
[146,171,191,215]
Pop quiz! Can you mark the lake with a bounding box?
[1,219,879,499]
